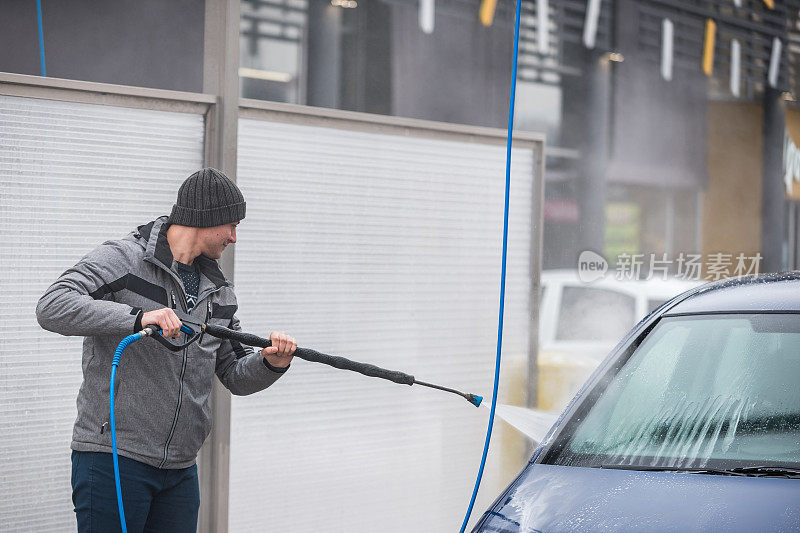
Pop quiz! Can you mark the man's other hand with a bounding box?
[141,308,183,338]
[260,331,296,368]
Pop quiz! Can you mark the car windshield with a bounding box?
[546,313,800,470]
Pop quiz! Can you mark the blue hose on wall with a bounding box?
[36,0,46,76]
[459,0,523,530]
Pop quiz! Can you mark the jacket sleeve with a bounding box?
[215,312,289,396]
[36,240,141,337]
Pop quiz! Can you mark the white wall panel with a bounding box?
[231,118,538,532]
[0,95,204,531]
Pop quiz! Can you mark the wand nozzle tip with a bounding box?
[466,394,483,408]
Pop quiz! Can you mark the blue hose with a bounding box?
[110,332,145,533]
[110,325,192,531]
[36,0,46,77]
[459,0,522,531]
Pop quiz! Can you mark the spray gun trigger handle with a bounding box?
[140,324,201,352]
[142,324,195,336]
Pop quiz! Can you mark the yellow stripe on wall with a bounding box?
[703,19,716,76]
[762,0,775,9]
[479,0,499,26]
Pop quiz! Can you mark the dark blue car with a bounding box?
[474,273,800,532]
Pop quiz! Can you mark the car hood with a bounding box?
[475,464,800,532]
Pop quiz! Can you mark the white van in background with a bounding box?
[537,269,700,411]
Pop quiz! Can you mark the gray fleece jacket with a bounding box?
[36,216,287,469]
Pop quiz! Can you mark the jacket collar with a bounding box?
[137,216,230,289]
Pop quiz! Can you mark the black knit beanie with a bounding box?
[168,168,246,228]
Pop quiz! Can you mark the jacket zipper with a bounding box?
[160,346,188,468]
[160,288,186,467]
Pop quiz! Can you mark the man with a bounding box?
[36,168,296,532]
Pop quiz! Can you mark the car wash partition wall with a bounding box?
[0,75,543,533]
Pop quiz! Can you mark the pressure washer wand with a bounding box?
[202,323,482,407]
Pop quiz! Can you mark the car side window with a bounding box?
[555,286,636,342]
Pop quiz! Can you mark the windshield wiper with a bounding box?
[696,466,800,478]
[599,464,800,478]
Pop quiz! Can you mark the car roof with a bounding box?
[665,271,800,314]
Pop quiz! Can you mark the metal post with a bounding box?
[339,1,392,114]
[761,87,787,273]
[788,202,797,268]
[306,0,342,108]
[527,146,545,410]
[198,1,240,531]
[577,50,610,257]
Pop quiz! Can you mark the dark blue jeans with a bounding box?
[71,451,199,533]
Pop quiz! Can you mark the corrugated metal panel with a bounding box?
[230,118,537,532]
[0,95,204,532]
